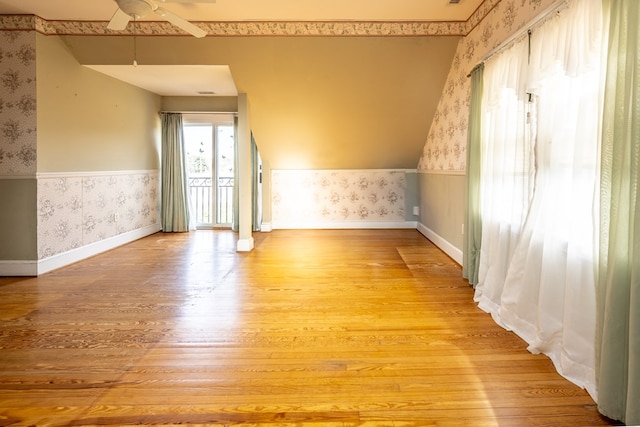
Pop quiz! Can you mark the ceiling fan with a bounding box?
[107,0,215,38]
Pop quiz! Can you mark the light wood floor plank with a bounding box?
[0,230,616,426]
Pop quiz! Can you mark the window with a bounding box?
[474,0,603,398]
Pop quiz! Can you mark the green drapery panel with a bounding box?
[597,0,640,424]
[160,113,191,232]
[232,125,261,233]
[251,133,262,232]
[232,116,239,232]
[462,63,484,286]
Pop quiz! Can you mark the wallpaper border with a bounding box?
[0,2,501,37]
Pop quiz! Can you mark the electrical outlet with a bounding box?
[412,206,419,216]
[114,212,119,222]
[461,223,464,234]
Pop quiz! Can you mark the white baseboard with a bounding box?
[260,222,273,232]
[0,224,162,277]
[272,221,418,230]
[237,237,255,252]
[417,222,463,265]
[37,223,162,275]
[2,222,460,275]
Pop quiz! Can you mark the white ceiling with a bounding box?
[85,65,238,96]
[0,0,481,97]
[0,0,484,23]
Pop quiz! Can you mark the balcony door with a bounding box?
[183,114,235,228]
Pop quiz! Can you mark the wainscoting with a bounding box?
[271,169,417,229]
[0,170,161,276]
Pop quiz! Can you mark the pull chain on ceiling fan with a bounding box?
[132,15,138,66]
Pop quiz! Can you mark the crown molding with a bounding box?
[0,0,499,37]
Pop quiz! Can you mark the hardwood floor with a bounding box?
[0,229,615,426]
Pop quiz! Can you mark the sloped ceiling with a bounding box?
[64,35,460,170]
[0,0,482,169]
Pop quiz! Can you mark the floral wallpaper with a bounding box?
[0,3,506,38]
[272,170,407,227]
[0,30,37,176]
[418,0,555,172]
[37,172,160,260]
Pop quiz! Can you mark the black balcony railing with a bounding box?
[188,176,234,226]
[217,177,234,224]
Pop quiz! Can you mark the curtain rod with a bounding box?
[469,0,569,75]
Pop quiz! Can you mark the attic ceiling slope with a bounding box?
[0,0,499,36]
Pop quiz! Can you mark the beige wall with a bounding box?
[419,172,464,250]
[63,35,459,171]
[36,34,161,173]
[161,96,238,113]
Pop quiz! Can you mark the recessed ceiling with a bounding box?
[85,65,237,97]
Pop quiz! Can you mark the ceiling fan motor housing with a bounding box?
[116,0,154,19]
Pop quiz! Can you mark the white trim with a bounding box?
[272,221,418,230]
[0,260,38,276]
[237,237,255,252]
[36,170,160,179]
[417,222,463,265]
[36,223,161,275]
[417,170,466,176]
[260,222,273,232]
[2,170,160,180]
[272,169,417,174]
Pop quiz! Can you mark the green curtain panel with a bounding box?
[462,63,484,286]
[161,113,191,232]
[597,0,640,424]
[232,116,240,232]
[251,133,262,232]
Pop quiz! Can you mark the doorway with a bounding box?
[183,114,235,228]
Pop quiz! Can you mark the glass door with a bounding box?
[215,125,235,225]
[184,116,235,228]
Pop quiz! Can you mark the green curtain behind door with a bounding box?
[161,113,191,232]
[597,0,640,424]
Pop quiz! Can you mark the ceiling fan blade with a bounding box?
[155,7,207,38]
[107,8,132,31]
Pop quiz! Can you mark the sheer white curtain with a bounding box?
[476,36,533,316]
[474,0,603,399]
